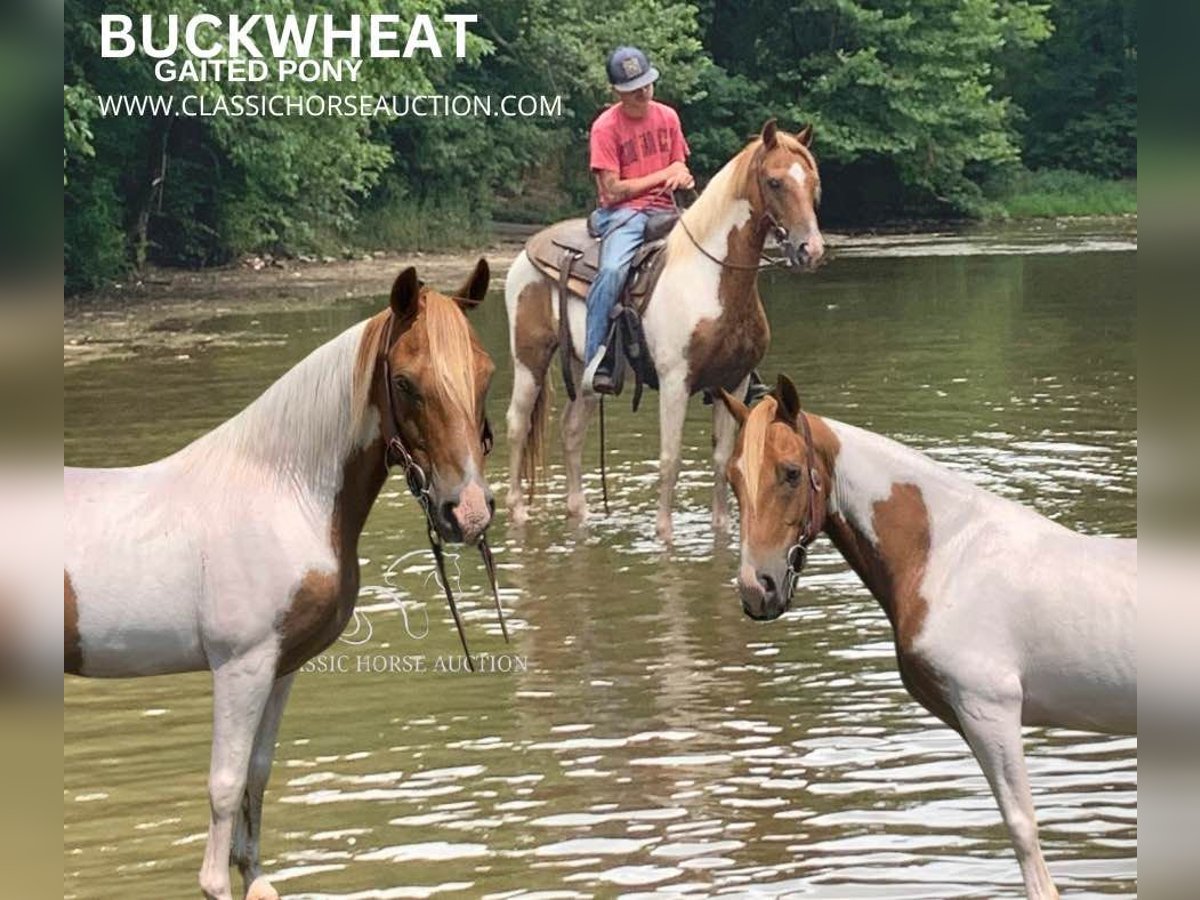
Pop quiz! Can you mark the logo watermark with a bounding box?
[307,548,526,676]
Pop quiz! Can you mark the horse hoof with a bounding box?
[246,876,280,900]
[508,503,529,527]
[656,515,674,545]
[566,495,589,520]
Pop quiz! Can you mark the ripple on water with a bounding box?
[64,236,1136,899]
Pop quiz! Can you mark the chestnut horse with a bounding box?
[718,375,1135,900]
[64,262,495,900]
[505,120,824,542]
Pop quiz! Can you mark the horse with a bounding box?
[63,261,496,900]
[717,375,1136,900]
[504,119,824,543]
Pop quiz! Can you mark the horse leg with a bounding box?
[711,375,749,535]
[562,358,596,520]
[655,373,690,544]
[231,672,295,900]
[958,694,1058,900]
[198,645,278,900]
[505,360,543,526]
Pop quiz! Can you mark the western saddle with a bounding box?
[524,211,677,406]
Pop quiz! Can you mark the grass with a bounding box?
[997,169,1137,218]
[347,193,492,253]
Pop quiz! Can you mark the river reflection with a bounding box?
[65,227,1136,898]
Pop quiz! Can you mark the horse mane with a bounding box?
[739,396,778,515]
[666,132,817,260]
[169,289,479,508]
[352,290,477,429]
[185,321,368,493]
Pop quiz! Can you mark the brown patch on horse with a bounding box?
[680,133,818,394]
[872,484,932,651]
[276,440,388,675]
[64,571,83,675]
[825,483,958,731]
[684,221,770,394]
[514,280,557,374]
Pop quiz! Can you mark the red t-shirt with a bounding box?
[589,100,689,211]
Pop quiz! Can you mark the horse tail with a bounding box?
[523,374,551,499]
[504,250,557,504]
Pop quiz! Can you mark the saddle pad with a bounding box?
[524,218,669,310]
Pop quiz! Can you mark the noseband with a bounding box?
[377,312,508,670]
[782,411,824,601]
[671,144,807,273]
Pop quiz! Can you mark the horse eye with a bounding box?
[767,177,782,190]
[781,464,802,487]
[393,377,420,401]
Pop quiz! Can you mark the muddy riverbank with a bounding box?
[63,241,526,367]
[63,215,1135,367]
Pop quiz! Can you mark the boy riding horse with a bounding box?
[582,46,694,395]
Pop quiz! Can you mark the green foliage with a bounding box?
[63,0,1136,292]
[996,169,1136,218]
[351,181,492,252]
[64,166,128,293]
[697,0,1052,219]
[1002,0,1136,178]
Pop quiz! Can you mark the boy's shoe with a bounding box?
[582,347,615,396]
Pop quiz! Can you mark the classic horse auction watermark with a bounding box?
[306,547,526,677]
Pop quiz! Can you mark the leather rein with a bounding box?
[376,312,508,672]
[671,146,794,273]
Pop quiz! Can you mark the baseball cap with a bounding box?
[606,46,660,93]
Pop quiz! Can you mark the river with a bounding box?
[65,221,1137,898]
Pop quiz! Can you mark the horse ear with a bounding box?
[760,118,778,150]
[390,266,421,321]
[716,389,750,427]
[796,124,813,147]
[773,374,802,425]
[454,257,490,310]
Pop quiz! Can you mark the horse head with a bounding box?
[375,259,496,545]
[753,119,824,270]
[719,375,830,620]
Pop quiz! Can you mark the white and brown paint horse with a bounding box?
[505,119,824,542]
[719,376,1136,900]
[64,262,496,900]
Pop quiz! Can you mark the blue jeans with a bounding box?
[583,208,648,363]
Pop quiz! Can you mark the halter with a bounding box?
[782,410,825,601]
[376,312,508,672]
[671,143,795,272]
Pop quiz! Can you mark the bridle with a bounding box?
[376,311,507,671]
[671,143,808,272]
[781,411,825,602]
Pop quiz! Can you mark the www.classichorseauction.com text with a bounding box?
[94,12,562,119]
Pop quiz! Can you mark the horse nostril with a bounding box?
[439,501,464,540]
[759,573,777,597]
[486,493,496,516]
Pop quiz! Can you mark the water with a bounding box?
[64,226,1137,898]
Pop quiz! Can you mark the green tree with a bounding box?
[1003,0,1136,177]
[695,0,1051,219]
[64,0,486,289]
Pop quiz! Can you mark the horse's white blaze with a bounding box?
[66,322,374,677]
[824,418,1137,732]
[787,161,807,188]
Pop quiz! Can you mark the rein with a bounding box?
[377,313,509,672]
[782,410,824,601]
[670,147,791,273]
